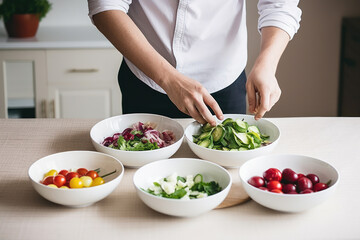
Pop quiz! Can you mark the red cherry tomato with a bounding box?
[58,169,69,176]
[53,175,66,187]
[86,170,99,180]
[65,172,80,182]
[270,189,283,194]
[263,168,282,182]
[42,176,54,185]
[248,176,265,188]
[76,168,88,176]
[266,180,282,191]
[282,183,297,193]
[300,189,314,194]
[306,174,320,185]
[313,182,328,192]
[282,168,298,183]
[297,177,313,192]
[259,187,269,191]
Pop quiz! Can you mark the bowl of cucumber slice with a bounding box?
[184,114,280,168]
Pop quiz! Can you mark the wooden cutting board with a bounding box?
[216,168,250,209]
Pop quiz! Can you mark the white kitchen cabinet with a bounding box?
[0,49,123,119]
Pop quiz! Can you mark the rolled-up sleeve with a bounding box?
[88,0,132,20]
[258,0,302,39]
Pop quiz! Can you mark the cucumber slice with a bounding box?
[248,125,260,134]
[248,131,262,144]
[222,147,230,151]
[224,126,233,141]
[201,122,213,132]
[194,174,203,183]
[220,138,228,147]
[212,125,225,142]
[233,119,248,133]
[222,118,235,126]
[228,138,240,149]
[199,131,212,140]
[198,138,211,148]
[232,129,250,145]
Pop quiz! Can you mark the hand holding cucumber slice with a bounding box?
[192,118,271,151]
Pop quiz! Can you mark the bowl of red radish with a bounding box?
[90,114,184,168]
[239,154,339,212]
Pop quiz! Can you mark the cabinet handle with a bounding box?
[41,100,47,118]
[68,68,99,73]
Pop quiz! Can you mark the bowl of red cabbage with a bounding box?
[90,114,184,168]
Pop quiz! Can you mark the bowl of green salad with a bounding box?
[90,114,184,168]
[133,158,232,217]
[184,114,280,168]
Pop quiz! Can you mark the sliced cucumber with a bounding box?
[233,119,248,133]
[198,138,211,148]
[220,138,228,147]
[248,125,260,134]
[212,125,225,142]
[194,174,203,183]
[201,122,213,132]
[199,131,212,140]
[232,129,250,145]
[222,118,235,126]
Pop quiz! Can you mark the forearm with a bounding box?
[253,26,290,74]
[92,10,176,87]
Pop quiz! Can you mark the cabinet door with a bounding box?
[50,88,111,118]
[46,49,122,119]
[0,50,48,118]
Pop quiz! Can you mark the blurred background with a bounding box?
[0,0,359,119]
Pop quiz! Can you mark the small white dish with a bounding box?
[28,151,124,207]
[239,154,340,212]
[185,114,280,168]
[133,158,232,217]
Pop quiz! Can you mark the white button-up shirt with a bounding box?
[88,0,301,94]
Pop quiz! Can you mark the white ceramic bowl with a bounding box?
[185,114,280,168]
[133,158,232,217]
[239,154,340,212]
[28,151,124,207]
[90,114,185,168]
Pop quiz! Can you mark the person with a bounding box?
[87,1,301,126]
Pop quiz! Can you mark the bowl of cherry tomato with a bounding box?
[239,154,340,212]
[28,151,124,207]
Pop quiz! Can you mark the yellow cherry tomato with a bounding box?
[60,186,69,189]
[91,177,105,187]
[44,169,58,178]
[80,176,93,188]
[69,177,83,188]
[47,184,58,188]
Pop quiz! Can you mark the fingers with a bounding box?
[203,93,224,122]
[246,83,257,114]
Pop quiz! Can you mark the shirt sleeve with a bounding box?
[257,0,302,39]
[87,0,132,21]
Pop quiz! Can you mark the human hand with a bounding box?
[161,72,224,126]
[246,65,281,120]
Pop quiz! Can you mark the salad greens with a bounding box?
[102,122,175,151]
[144,173,222,199]
[193,118,271,151]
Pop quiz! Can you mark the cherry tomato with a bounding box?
[58,169,69,176]
[42,176,54,185]
[86,170,99,180]
[248,176,265,188]
[300,189,314,194]
[77,168,88,176]
[297,177,313,192]
[44,169,58,178]
[297,173,305,179]
[282,168,298,183]
[69,177,83,188]
[282,183,297,193]
[91,177,105,186]
[306,174,320,185]
[47,184,58,188]
[266,180,282,191]
[313,182,328,192]
[270,189,283,194]
[53,175,66,188]
[259,187,269,191]
[60,186,69,189]
[65,172,80,182]
[80,176,93,187]
[263,168,282,182]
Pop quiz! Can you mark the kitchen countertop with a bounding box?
[0,117,360,240]
[0,26,113,49]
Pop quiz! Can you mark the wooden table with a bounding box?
[1,117,360,240]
